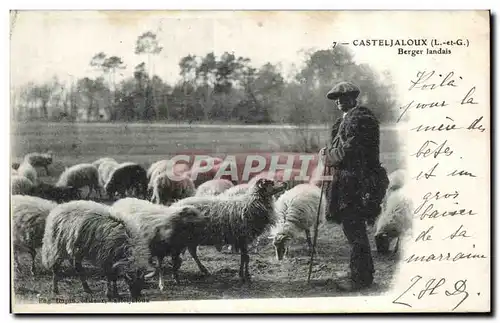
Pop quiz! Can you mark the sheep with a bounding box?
[150,171,196,205]
[374,186,413,255]
[195,179,234,197]
[17,161,38,185]
[92,157,117,169]
[105,162,148,199]
[11,195,58,275]
[380,169,408,213]
[111,198,209,289]
[269,184,327,260]
[56,163,101,199]
[98,160,120,187]
[219,183,251,197]
[248,169,305,192]
[41,200,151,300]
[170,178,287,283]
[11,175,34,195]
[23,151,53,175]
[186,159,232,187]
[30,181,80,203]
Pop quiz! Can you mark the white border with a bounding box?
[2,1,498,322]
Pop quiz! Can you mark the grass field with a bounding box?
[11,122,406,306]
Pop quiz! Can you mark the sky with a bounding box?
[9,10,488,100]
[10,11,398,90]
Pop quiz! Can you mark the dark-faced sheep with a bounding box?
[150,171,195,205]
[12,195,58,275]
[41,200,151,300]
[171,178,287,283]
[270,184,327,260]
[111,198,209,289]
[11,176,34,195]
[56,163,101,199]
[105,162,148,200]
[30,181,80,203]
[195,179,234,197]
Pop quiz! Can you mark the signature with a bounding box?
[393,275,470,311]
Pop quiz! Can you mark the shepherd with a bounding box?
[319,81,389,291]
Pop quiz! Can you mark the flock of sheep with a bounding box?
[11,151,412,301]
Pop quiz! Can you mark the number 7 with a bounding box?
[332,42,337,49]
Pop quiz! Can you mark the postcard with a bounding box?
[10,10,491,313]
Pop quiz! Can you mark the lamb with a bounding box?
[111,198,209,289]
[23,151,54,175]
[92,157,117,169]
[374,186,413,255]
[270,184,327,260]
[30,181,80,203]
[150,171,196,205]
[170,178,287,283]
[11,195,58,275]
[41,200,151,300]
[17,161,38,185]
[11,175,34,195]
[56,163,101,199]
[195,179,234,197]
[105,162,148,199]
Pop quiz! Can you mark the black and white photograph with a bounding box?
[9,10,490,313]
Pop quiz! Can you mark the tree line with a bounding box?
[11,31,399,125]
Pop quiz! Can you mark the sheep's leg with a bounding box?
[85,186,92,200]
[29,249,36,276]
[393,237,400,255]
[157,256,165,291]
[305,229,313,252]
[75,257,92,294]
[171,252,183,284]
[239,239,251,283]
[188,245,209,275]
[44,165,50,176]
[51,261,61,295]
[106,274,119,300]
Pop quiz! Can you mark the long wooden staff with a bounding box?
[307,151,329,284]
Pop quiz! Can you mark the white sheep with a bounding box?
[92,157,118,169]
[98,159,120,187]
[11,195,58,275]
[269,184,327,260]
[150,171,196,205]
[41,200,151,300]
[56,163,101,199]
[374,186,413,255]
[11,175,34,195]
[111,198,208,289]
[171,178,287,283]
[17,161,38,185]
[219,183,251,197]
[195,179,234,197]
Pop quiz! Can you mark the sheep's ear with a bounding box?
[144,270,157,279]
